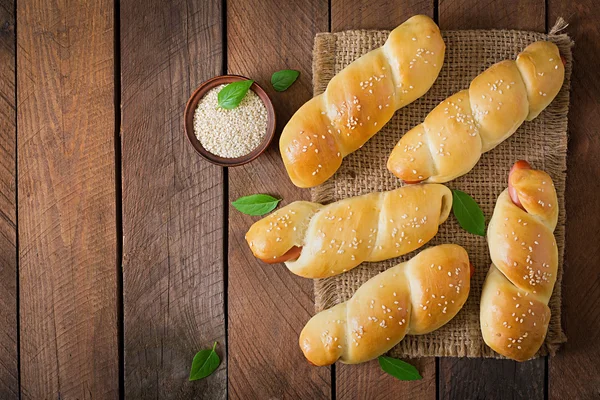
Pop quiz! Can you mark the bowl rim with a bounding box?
[184,74,276,167]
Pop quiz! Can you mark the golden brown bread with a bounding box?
[387,41,565,184]
[299,244,471,365]
[245,184,452,278]
[480,161,558,361]
[280,15,445,188]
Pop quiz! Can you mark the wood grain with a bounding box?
[226,0,331,398]
[547,1,600,398]
[439,358,544,400]
[338,358,435,400]
[331,0,433,31]
[330,1,436,398]
[0,0,17,398]
[120,0,226,398]
[439,0,545,31]
[16,0,118,398]
[438,2,547,399]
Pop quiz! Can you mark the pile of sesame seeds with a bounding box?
[194,84,267,158]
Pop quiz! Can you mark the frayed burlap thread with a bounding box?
[311,24,572,358]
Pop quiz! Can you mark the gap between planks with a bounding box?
[114,0,125,397]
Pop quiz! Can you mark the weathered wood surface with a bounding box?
[437,1,547,399]
[226,0,331,398]
[331,0,433,31]
[16,0,119,398]
[120,0,226,398]
[338,358,436,400]
[0,0,17,398]
[440,358,545,400]
[548,0,600,398]
[439,0,545,31]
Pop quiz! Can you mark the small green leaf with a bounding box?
[378,356,422,381]
[452,189,486,236]
[218,80,254,109]
[232,194,281,216]
[189,342,220,381]
[271,69,300,92]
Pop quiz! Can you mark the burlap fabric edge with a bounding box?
[310,21,573,359]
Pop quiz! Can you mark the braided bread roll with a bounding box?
[388,41,565,184]
[300,244,471,365]
[481,161,558,361]
[280,15,445,188]
[245,184,452,278]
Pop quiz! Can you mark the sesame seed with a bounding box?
[194,85,267,158]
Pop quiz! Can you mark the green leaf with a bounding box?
[452,189,486,236]
[189,342,220,381]
[231,194,281,216]
[378,356,422,381]
[271,69,300,92]
[218,80,254,109]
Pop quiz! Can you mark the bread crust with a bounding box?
[245,184,453,278]
[299,244,470,365]
[481,163,558,361]
[388,41,565,183]
[280,15,445,188]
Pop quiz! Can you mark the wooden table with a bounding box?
[1,0,598,398]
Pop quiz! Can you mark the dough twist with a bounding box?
[480,161,558,361]
[388,41,565,183]
[245,184,452,278]
[300,244,471,365]
[280,15,445,188]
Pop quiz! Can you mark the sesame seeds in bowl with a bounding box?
[194,84,268,158]
[184,75,276,167]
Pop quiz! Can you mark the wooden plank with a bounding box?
[330,1,436,399]
[440,358,544,399]
[226,0,331,398]
[0,0,18,398]
[331,0,433,31]
[438,1,546,399]
[16,0,118,398]
[547,1,600,398]
[120,0,225,398]
[439,0,545,31]
[338,359,436,400]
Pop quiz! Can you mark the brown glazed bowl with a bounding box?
[184,75,276,167]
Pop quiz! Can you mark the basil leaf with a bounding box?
[232,194,281,216]
[378,356,422,381]
[452,189,486,236]
[189,342,220,381]
[218,80,254,109]
[271,69,300,92]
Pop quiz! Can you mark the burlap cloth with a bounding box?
[311,22,573,358]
